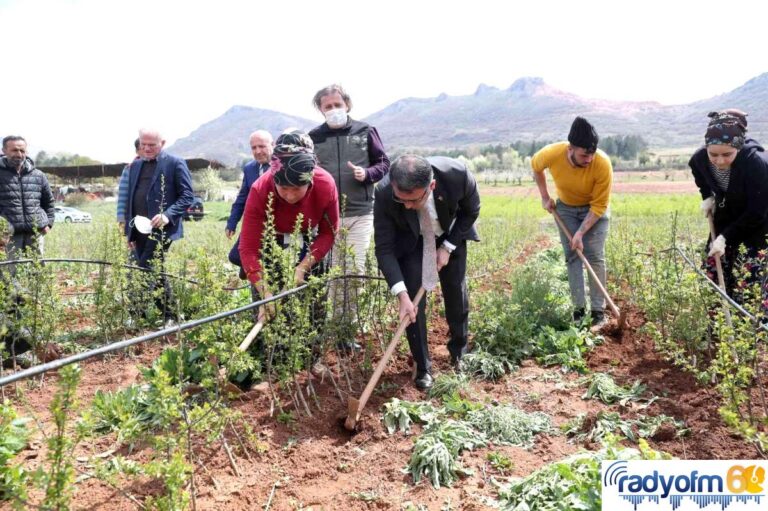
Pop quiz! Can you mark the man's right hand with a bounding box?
[541,196,555,213]
[398,291,417,324]
[225,228,235,239]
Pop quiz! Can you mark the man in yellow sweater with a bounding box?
[531,117,613,327]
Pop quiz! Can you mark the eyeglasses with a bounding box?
[392,187,429,205]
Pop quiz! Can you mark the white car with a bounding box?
[54,206,92,224]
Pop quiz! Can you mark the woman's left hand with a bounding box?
[709,234,726,257]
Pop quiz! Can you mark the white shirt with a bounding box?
[390,192,457,296]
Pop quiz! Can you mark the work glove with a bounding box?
[700,196,715,218]
[709,234,726,258]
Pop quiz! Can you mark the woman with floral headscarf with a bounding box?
[239,129,339,299]
[690,109,768,298]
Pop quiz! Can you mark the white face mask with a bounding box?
[130,215,153,234]
[324,108,348,128]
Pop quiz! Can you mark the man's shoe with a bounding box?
[573,307,586,322]
[414,371,433,390]
[336,340,362,353]
[590,310,608,330]
[450,354,463,372]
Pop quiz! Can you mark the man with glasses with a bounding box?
[374,155,480,390]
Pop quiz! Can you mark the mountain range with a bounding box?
[168,73,768,166]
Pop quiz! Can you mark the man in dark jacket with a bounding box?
[0,136,55,262]
[124,129,194,324]
[0,215,60,366]
[226,129,274,273]
[374,155,480,390]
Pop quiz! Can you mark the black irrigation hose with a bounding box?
[0,273,387,387]
[0,258,386,291]
[658,246,768,333]
[0,257,214,287]
[0,284,308,387]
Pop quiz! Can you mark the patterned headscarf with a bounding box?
[705,110,747,149]
[274,129,314,157]
[272,152,315,187]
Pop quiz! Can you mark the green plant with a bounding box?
[486,451,514,473]
[382,398,440,434]
[536,326,603,373]
[441,392,484,418]
[460,351,513,381]
[466,404,551,448]
[408,420,485,488]
[583,372,648,406]
[565,411,688,443]
[471,250,601,373]
[428,372,470,398]
[496,438,671,509]
[87,384,152,442]
[0,402,31,503]
[42,364,83,511]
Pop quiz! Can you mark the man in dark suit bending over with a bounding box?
[374,155,481,390]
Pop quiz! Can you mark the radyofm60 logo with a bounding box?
[601,460,766,510]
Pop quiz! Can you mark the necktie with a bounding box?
[418,206,439,291]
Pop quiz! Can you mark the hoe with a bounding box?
[344,287,426,431]
[552,211,627,331]
[218,308,267,395]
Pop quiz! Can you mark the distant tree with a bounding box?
[196,168,225,201]
[456,155,475,172]
[471,155,492,172]
[485,153,500,170]
[599,135,648,160]
[500,148,523,170]
[35,151,101,166]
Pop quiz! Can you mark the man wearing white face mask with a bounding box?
[309,84,390,351]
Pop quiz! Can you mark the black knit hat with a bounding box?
[568,116,599,152]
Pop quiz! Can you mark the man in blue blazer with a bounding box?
[225,129,274,274]
[124,128,194,323]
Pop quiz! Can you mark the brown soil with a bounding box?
[2,252,760,510]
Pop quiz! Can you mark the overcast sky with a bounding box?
[3,0,767,162]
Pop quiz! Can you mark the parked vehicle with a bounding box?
[54,206,92,224]
[183,197,204,221]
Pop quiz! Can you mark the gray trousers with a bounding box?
[555,201,610,312]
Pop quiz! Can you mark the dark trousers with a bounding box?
[228,236,242,267]
[132,231,174,320]
[401,237,469,373]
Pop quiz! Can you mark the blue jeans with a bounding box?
[555,201,610,312]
